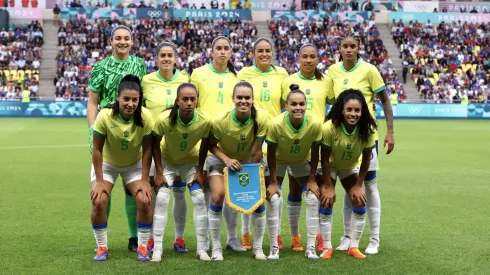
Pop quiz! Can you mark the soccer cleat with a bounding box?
[305,246,319,260]
[94,246,108,261]
[151,250,162,262]
[365,238,380,255]
[277,234,283,249]
[336,236,351,251]
[226,238,246,252]
[320,248,333,259]
[316,232,324,251]
[147,237,154,254]
[268,246,279,260]
[137,245,150,261]
[173,238,188,253]
[211,248,224,261]
[241,233,253,250]
[196,249,211,261]
[348,248,366,259]
[128,237,138,252]
[291,234,304,252]
[253,248,267,260]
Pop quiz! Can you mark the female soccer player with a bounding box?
[281,44,330,252]
[191,36,244,252]
[141,41,190,253]
[319,89,377,259]
[206,81,268,261]
[90,75,154,262]
[87,25,147,252]
[326,33,395,254]
[237,37,288,249]
[266,84,322,260]
[151,83,211,262]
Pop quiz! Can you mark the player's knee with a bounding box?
[191,192,206,209]
[269,193,280,204]
[353,207,367,215]
[93,195,109,210]
[155,190,171,209]
[210,189,224,206]
[305,193,319,207]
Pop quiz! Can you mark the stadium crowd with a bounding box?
[54,16,257,99]
[270,13,407,101]
[393,19,490,103]
[0,21,42,101]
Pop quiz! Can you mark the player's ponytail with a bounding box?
[166,83,198,127]
[226,60,238,76]
[233,81,257,137]
[113,74,144,127]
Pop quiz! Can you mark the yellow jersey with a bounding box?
[211,108,268,160]
[153,109,210,164]
[238,65,289,119]
[93,107,154,168]
[326,59,385,139]
[141,70,190,119]
[321,121,375,170]
[266,112,322,164]
[190,63,238,118]
[282,71,329,121]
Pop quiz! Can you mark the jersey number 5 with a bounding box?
[121,139,129,150]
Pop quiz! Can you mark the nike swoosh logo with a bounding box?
[110,125,119,128]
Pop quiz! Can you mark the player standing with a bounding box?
[265,84,322,260]
[190,36,244,252]
[237,37,288,250]
[319,89,377,259]
[325,33,395,254]
[90,75,154,262]
[151,83,211,261]
[87,25,147,252]
[206,81,269,260]
[141,41,190,253]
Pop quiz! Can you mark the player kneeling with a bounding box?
[90,75,155,262]
[319,89,377,259]
[151,83,211,262]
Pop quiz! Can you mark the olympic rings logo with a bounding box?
[414,4,428,10]
[400,14,415,20]
[408,107,422,114]
[147,11,163,17]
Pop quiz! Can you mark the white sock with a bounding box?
[278,193,283,235]
[319,208,333,249]
[350,209,366,248]
[242,214,251,235]
[92,223,108,248]
[287,195,302,236]
[266,194,280,247]
[153,189,170,252]
[365,178,381,241]
[172,189,187,240]
[204,190,211,210]
[190,189,208,251]
[223,202,238,241]
[305,193,320,249]
[150,187,157,238]
[252,207,266,250]
[137,223,152,247]
[208,203,223,250]
[343,192,353,237]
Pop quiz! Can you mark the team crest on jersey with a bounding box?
[305,89,311,95]
[123,130,129,138]
[240,134,246,141]
[182,133,188,139]
[346,144,352,150]
[294,139,300,145]
[218,82,223,88]
[343,79,348,85]
[263,81,267,88]
[166,89,171,95]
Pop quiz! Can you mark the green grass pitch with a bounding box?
[1,118,489,274]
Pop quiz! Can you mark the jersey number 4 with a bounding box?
[217,91,224,104]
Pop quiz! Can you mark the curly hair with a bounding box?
[326,89,377,143]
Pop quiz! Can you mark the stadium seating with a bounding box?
[55,17,257,98]
[270,15,405,100]
[0,22,42,100]
[392,20,489,103]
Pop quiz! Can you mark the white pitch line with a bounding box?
[0,144,88,150]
